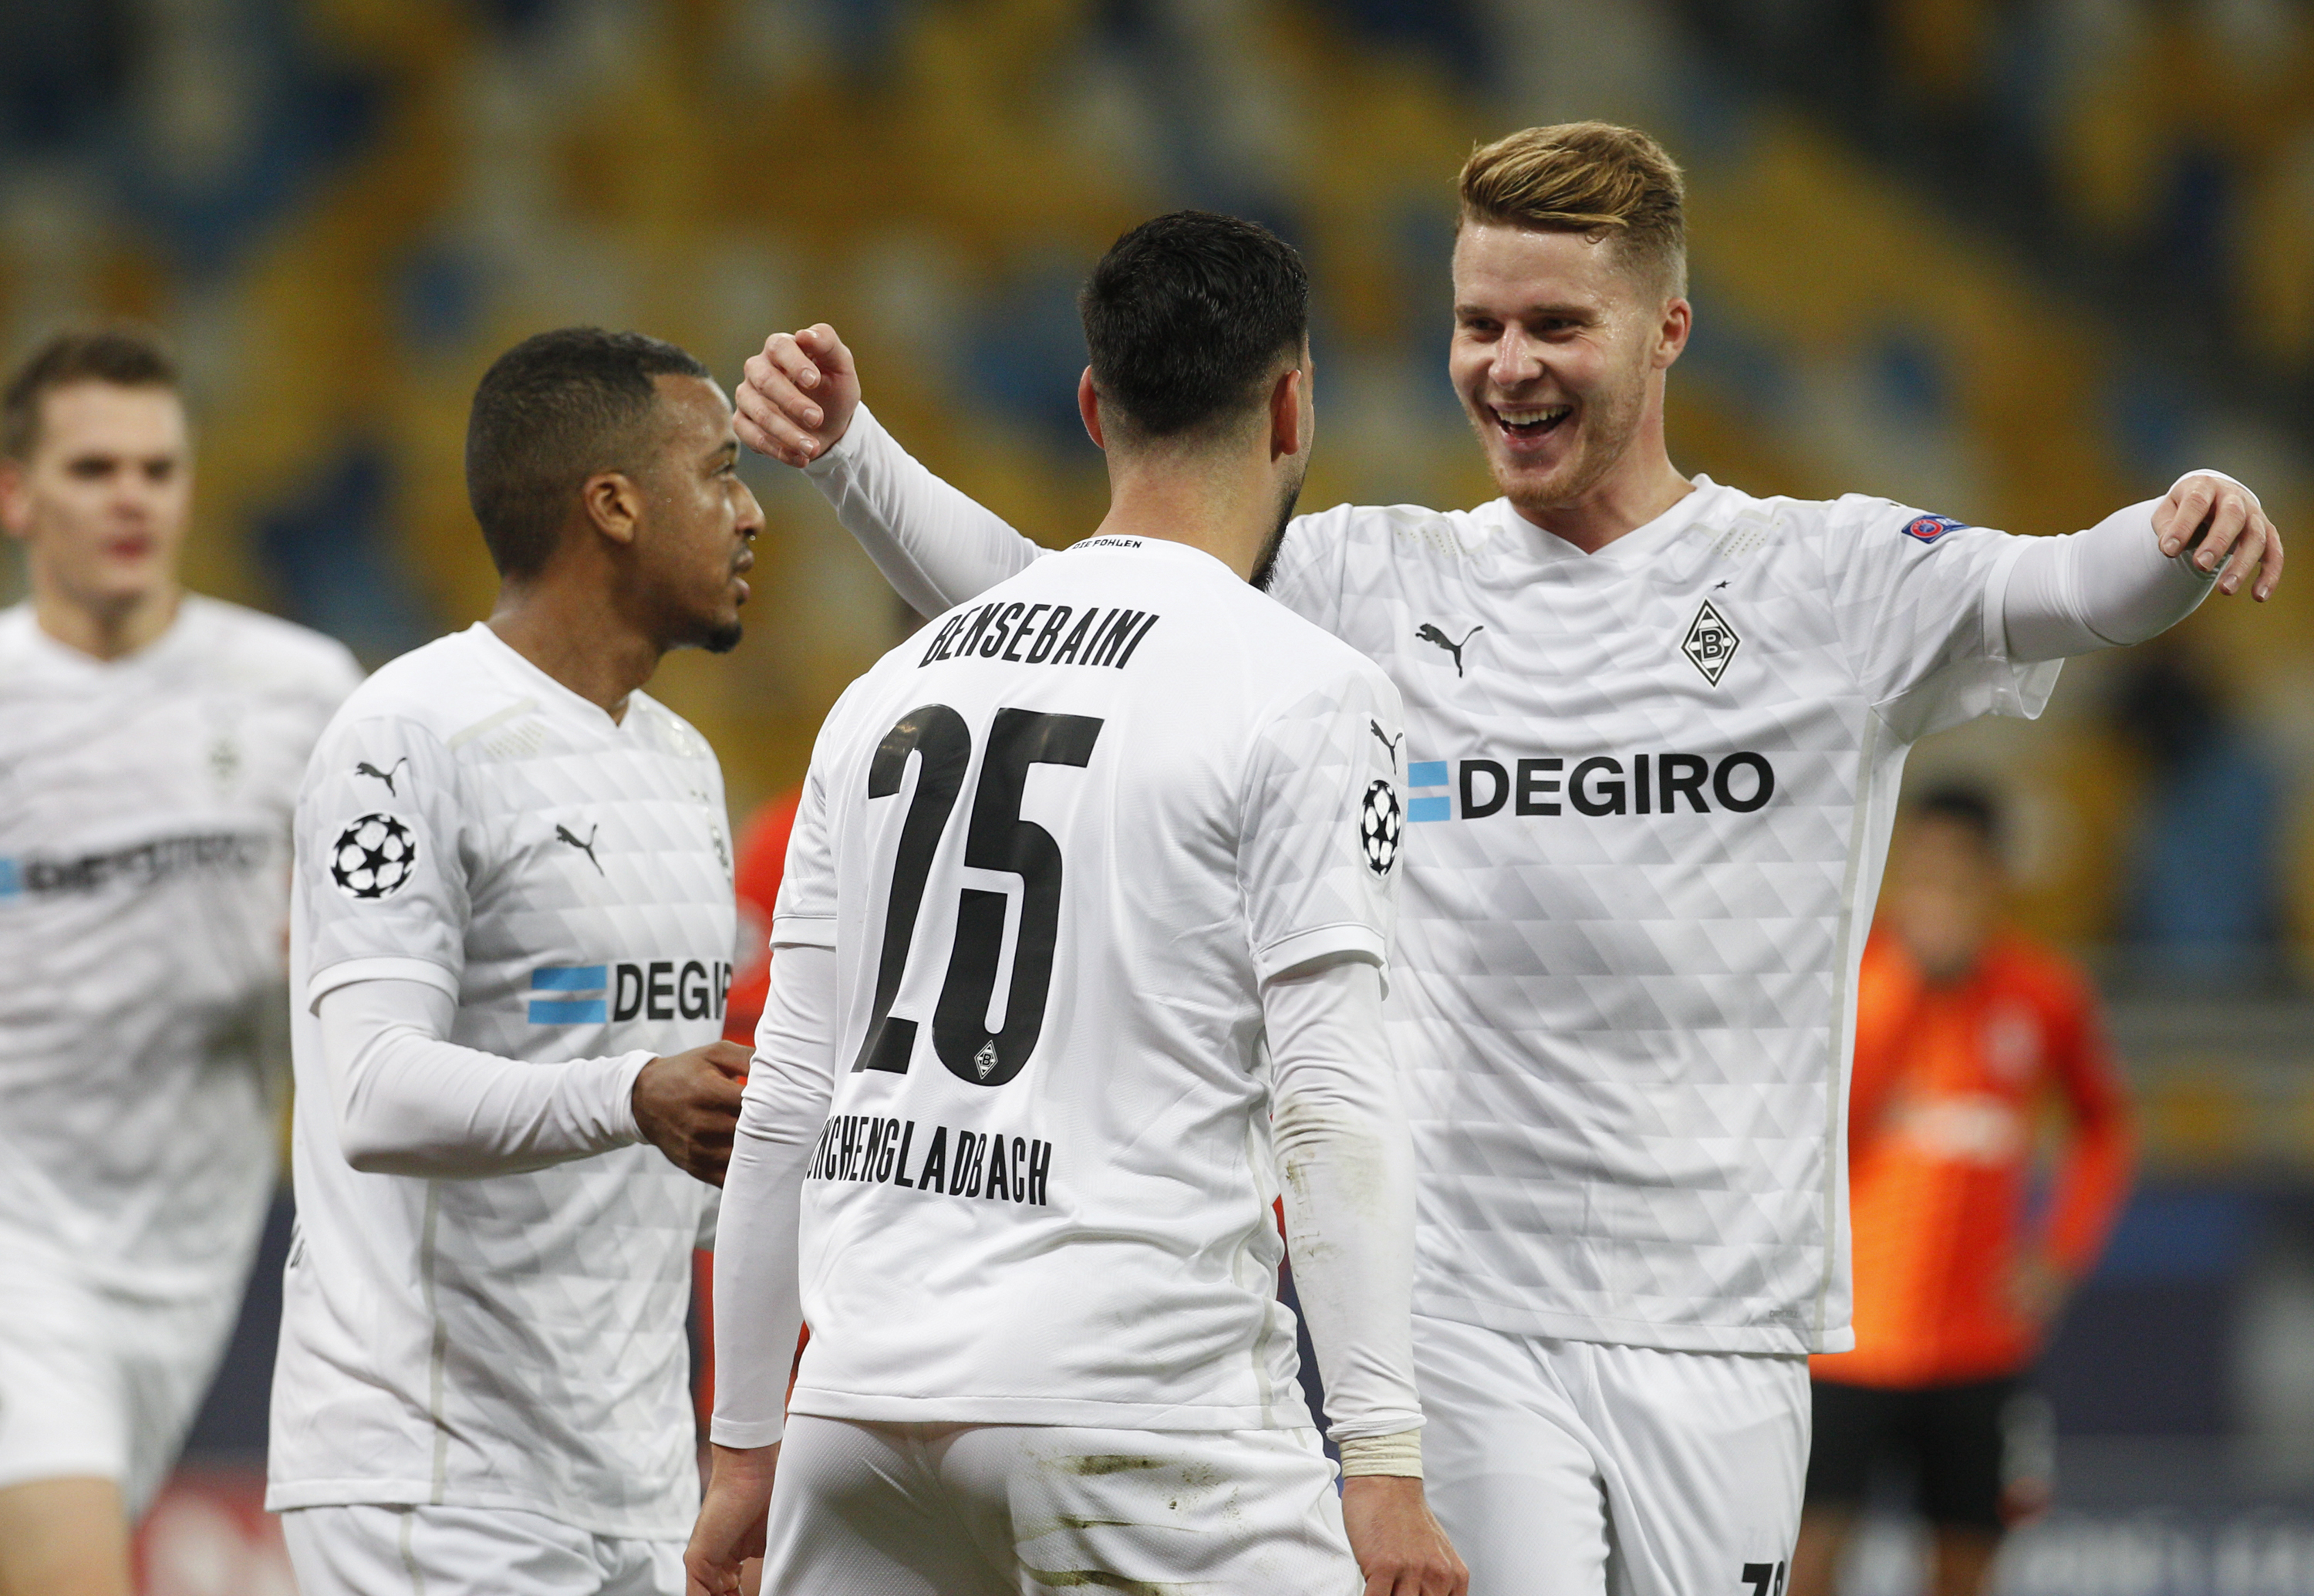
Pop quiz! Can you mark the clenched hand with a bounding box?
[737,325,862,469]
[632,1040,751,1186]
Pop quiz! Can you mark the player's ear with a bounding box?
[1078,368,1106,452]
[1654,295,1692,371]
[1268,363,1307,461]
[579,469,644,548]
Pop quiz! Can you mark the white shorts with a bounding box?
[1415,1314,1810,1596]
[281,1503,683,1596]
[0,1255,245,1517]
[760,1415,1363,1595]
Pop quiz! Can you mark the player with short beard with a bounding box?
[0,329,361,1596]
[732,125,2282,1596]
[690,211,1462,1596]
[270,328,762,1596]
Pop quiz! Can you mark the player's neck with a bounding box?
[1093,456,1281,584]
[487,582,659,724]
[1508,432,1694,557]
[31,569,181,662]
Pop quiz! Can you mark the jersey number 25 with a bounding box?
[853,704,1103,1088]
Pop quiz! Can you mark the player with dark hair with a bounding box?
[268,326,761,1596]
[0,326,361,1596]
[686,211,1463,1596]
[1791,785,2134,1596]
[734,121,2278,1595]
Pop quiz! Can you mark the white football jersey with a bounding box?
[268,623,733,1538]
[1267,481,2058,1356]
[0,597,359,1292]
[774,535,1405,1431]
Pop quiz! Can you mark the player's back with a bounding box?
[779,533,1403,1433]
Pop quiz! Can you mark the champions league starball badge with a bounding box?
[330,812,418,899]
[1361,780,1402,877]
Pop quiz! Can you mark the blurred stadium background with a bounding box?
[5,0,2313,1591]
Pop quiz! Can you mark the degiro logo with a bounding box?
[528,960,734,1025]
[1405,751,1776,821]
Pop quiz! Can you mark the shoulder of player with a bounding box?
[1289,498,1493,558]
[315,632,511,754]
[1232,599,1402,720]
[621,690,724,774]
[176,595,365,696]
[1753,490,1988,550]
[1984,930,2096,1009]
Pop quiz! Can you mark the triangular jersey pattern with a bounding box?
[771,537,1404,1429]
[269,624,733,1537]
[0,598,359,1294]
[1266,480,2057,1355]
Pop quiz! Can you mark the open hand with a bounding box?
[737,325,862,467]
[2157,472,2283,601]
[632,1039,751,1186]
[1342,1475,1468,1596]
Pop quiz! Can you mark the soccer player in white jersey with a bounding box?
[0,329,362,1596]
[268,328,764,1596]
[686,213,1464,1596]
[731,126,2285,1594]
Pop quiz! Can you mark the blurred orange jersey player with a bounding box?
[724,788,803,1046]
[1795,785,2134,1596]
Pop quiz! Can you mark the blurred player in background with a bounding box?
[1793,786,2134,1596]
[268,328,761,1596]
[0,329,361,1596]
[723,789,802,1047]
[735,123,2280,1595]
[690,212,1462,1596]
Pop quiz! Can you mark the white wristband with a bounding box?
[1337,1429,1423,1479]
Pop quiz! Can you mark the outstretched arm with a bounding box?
[2003,471,2282,662]
[737,326,1044,615]
[1268,955,1467,1596]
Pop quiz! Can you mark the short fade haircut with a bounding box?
[1079,211,1309,444]
[465,326,710,579]
[1459,122,1688,300]
[1911,782,2003,852]
[3,326,182,461]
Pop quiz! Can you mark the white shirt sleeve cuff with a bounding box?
[771,912,840,950]
[803,403,882,481]
[709,1415,786,1449]
[307,955,460,1012]
[1253,924,1387,989]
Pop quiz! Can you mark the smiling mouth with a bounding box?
[1489,403,1572,440]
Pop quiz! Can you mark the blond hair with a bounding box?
[1458,122,1687,299]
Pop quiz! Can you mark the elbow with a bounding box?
[338,1119,426,1177]
[336,1094,452,1177]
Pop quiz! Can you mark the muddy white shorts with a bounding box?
[280,1503,683,1596]
[0,1251,244,1517]
[759,1414,1364,1594]
[1414,1313,1810,1596]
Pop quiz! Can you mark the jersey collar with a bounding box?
[463,620,639,732]
[1493,476,1736,572]
[1062,533,1240,582]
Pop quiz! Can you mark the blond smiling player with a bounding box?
[734,125,2282,1596]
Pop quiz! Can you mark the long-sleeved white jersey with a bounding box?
[267,623,730,1538]
[0,596,359,1294]
[710,535,1425,1442]
[802,409,2218,1356]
